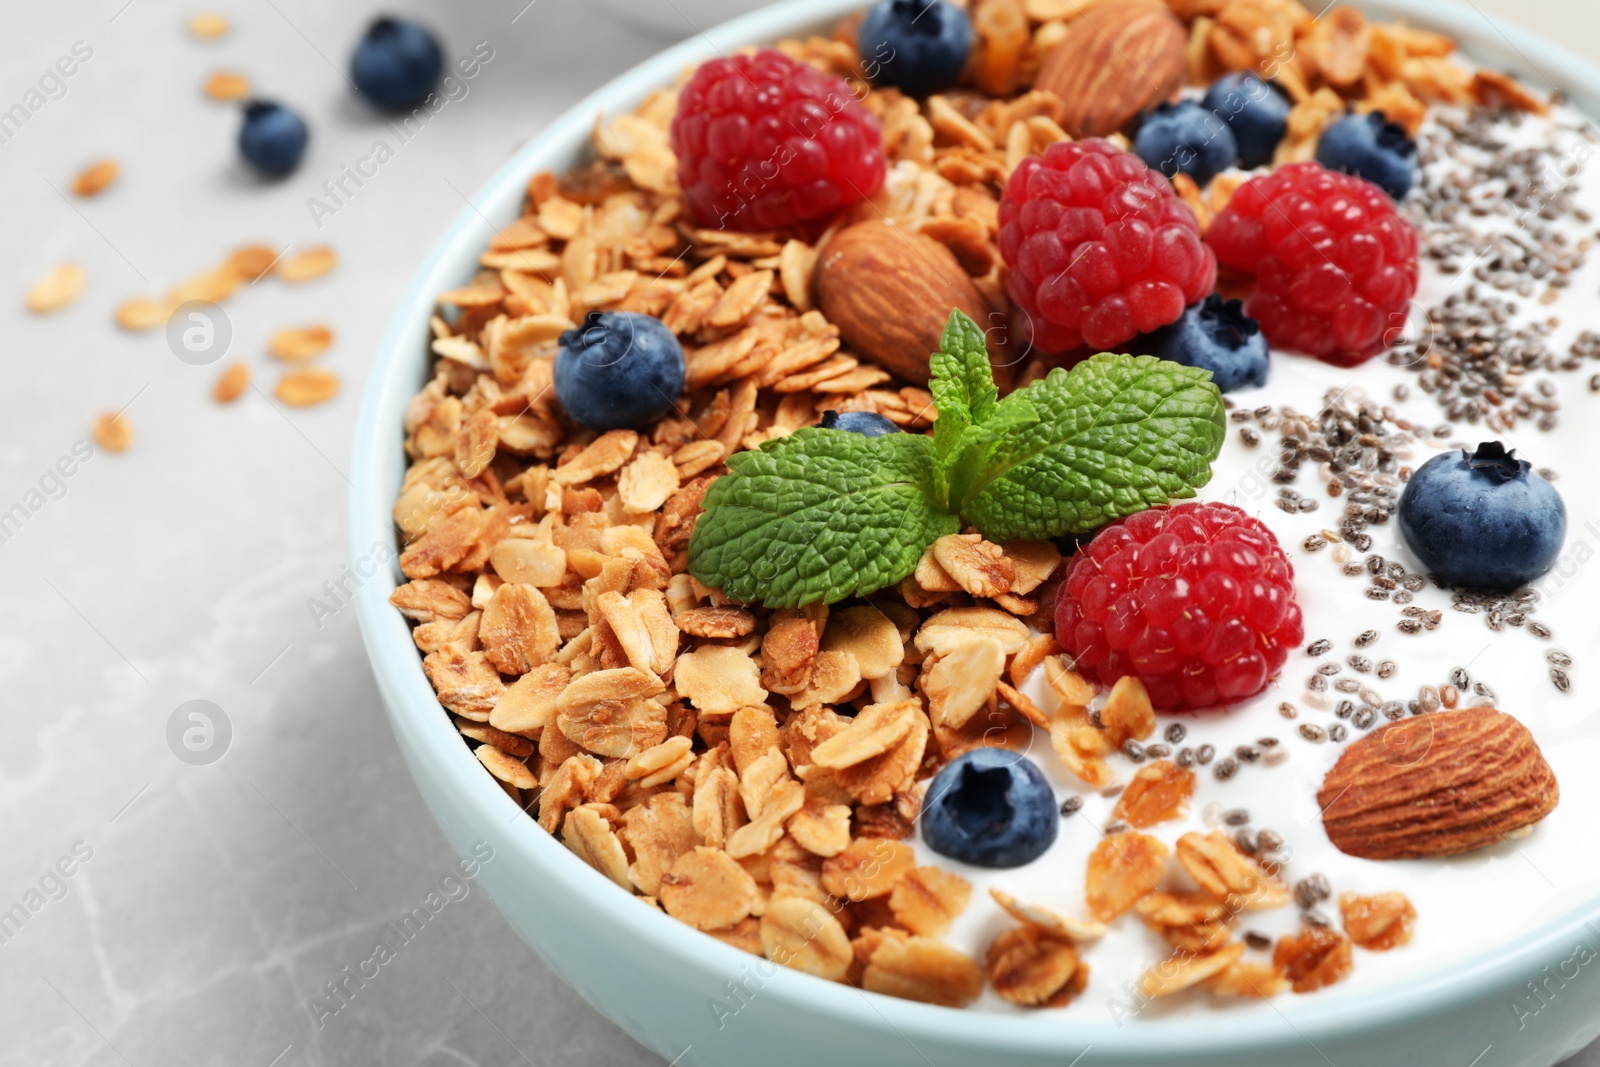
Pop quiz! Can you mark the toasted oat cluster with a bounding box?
[380,0,1538,1011]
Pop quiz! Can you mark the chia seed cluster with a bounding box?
[1389,104,1600,432]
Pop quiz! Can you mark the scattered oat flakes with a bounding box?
[116,296,171,332]
[204,71,250,101]
[1339,891,1416,950]
[225,244,280,281]
[659,846,759,931]
[1085,832,1168,922]
[674,645,766,716]
[71,159,120,197]
[862,934,984,1008]
[1101,675,1155,747]
[278,246,337,283]
[189,12,228,38]
[822,838,915,901]
[760,896,853,980]
[475,743,536,790]
[987,925,1088,1007]
[26,264,86,314]
[1177,831,1290,911]
[213,362,249,403]
[989,889,1106,943]
[274,368,340,407]
[889,866,972,936]
[1139,942,1247,998]
[1112,760,1194,828]
[1274,925,1354,993]
[269,324,334,362]
[91,411,133,453]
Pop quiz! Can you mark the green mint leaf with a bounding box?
[941,394,1039,510]
[687,429,960,608]
[957,354,1225,542]
[930,309,999,467]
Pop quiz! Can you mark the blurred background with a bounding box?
[0,1,1595,1064]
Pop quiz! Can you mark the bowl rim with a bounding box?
[351,0,1600,1053]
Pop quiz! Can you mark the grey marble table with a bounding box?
[0,1,1593,1065]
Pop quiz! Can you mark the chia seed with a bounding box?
[1552,667,1572,692]
[1233,828,1258,853]
[1245,931,1273,950]
[1294,873,1331,909]
[1307,638,1333,656]
[1145,743,1172,759]
[1353,629,1378,648]
[1176,747,1195,768]
[1059,796,1084,817]
[1164,722,1187,744]
[1317,662,1342,676]
[1347,655,1373,673]
[1123,740,1146,763]
[1213,757,1239,781]
[1547,650,1573,668]
[1300,723,1327,742]
[1196,744,1215,766]
[1329,723,1348,743]
[1279,702,1299,719]
[1377,659,1398,679]
[1224,808,1251,826]
[1235,745,1262,764]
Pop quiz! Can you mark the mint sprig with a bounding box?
[687,310,1225,607]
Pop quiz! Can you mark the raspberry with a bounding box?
[998,140,1216,355]
[1054,502,1303,711]
[1206,162,1419,367]
[669,50,886,233]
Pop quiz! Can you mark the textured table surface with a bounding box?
[0,1,1593,1065]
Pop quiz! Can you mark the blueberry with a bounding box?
[921,749,1057,868]
[1137,294,1269,393]
[554,311,686,432]
[1132,101,1238,187]
[1316,111,1418,199]
[238,100,308,176]
[857,0,973,98]
[1201,73,1290,170]
[1397,442,1566,591]
[817,410,901,437]
[352,16,443,111]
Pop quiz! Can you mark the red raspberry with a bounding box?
[1054,502,1303,711]
[998,140,1216,355]
[1206,162,1419,367]
[669,50,886,233]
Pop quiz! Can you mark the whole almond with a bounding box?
[1318,707,1558,860]
[813,220,995,385]
[1035,0,1187,138]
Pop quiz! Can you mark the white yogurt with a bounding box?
[914,102,1600,1018]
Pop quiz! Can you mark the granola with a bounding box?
[378,0,1571,1013]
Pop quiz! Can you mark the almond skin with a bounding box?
[812,220,995,385]
[1035,0,1187,139]
[1318,707,1559,860]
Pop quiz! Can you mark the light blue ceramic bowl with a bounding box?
[352,3,1600,1063]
